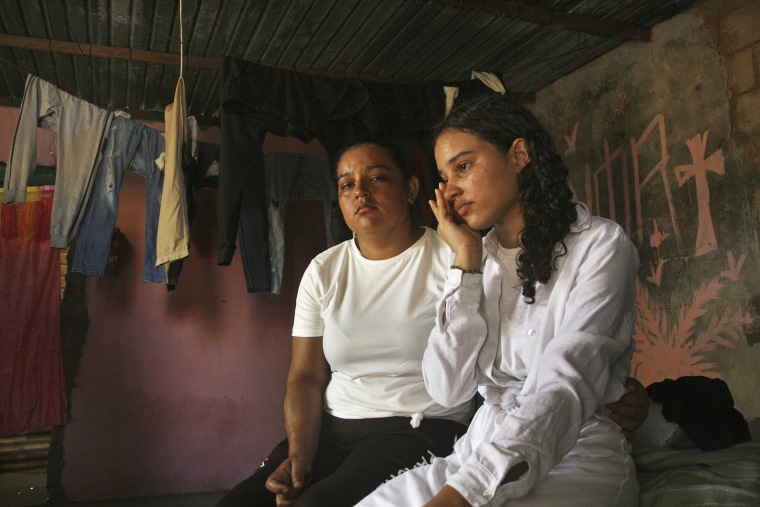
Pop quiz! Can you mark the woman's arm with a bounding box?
[423,185,487,407]
[265,336,330,504]
[422,270,486,407]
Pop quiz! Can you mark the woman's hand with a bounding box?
[265,457,311,507]
[606,377,650,442]
[423,485,472,507]
[429,183,482,270]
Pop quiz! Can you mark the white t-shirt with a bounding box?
[293,227,473,424]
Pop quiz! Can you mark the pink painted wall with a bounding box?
[1,104,330,500]
[62,133,328,500]
[61,181,327,500]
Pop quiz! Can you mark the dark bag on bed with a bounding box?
[647,376,751,451]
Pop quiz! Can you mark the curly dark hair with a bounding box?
[433,93,577,303]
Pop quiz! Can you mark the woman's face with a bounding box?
[336,144,418,236]
[434,129,526,233]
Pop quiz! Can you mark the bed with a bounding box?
[635,441,760,506]
[633,393,760,507]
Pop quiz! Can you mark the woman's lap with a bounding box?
[299,414,466,507]
[217,413,466,507]
[216,438,289,507]
[357,411,638,507]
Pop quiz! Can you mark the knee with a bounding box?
[294,487,334,507]
[214,473,274,507]
[214,492,236,507]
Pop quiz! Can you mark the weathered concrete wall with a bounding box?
[529,0,760,418]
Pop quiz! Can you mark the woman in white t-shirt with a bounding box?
[218,140,648,507]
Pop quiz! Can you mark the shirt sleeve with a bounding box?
[444,227,640,505]
[4,75,42,204]
[422,267,487,408]
[291,260,325,337]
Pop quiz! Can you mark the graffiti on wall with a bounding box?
[562,112,756,386]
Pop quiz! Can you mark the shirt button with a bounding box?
[528,328,537,336]
[483,490,492,498]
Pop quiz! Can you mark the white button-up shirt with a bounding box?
[422,203,639,504]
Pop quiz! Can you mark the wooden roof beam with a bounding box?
[0,33,535,103]
[0,33,219,69]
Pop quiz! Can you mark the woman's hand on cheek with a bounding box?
[430,184,482,270]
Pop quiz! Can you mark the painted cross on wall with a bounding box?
[562,112,756,387]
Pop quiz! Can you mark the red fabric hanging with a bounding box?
[0,186,67,436]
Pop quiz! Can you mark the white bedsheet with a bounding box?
[635,441,760,506]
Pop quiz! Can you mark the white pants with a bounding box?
[357,404,639,507]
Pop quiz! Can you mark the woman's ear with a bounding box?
[407,175,420,204]
[512,138,531,173]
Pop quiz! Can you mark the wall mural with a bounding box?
[561,110,758,387]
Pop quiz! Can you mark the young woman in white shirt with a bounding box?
[358,95,641,506]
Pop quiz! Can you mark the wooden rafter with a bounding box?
[0,33,219,69]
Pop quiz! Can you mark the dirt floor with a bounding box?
[0,470,227,506]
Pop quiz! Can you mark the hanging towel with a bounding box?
[155,77,190,268]
[471,71,506,94]
[444,71,506,116]
[0,186,67,436]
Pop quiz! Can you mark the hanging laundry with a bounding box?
[444,71,506,116]
[3,74,113,249]
[218,57,368,292]
[217,57,499,293]
[72,114,167,284]
[471,71,506,94]
[161,116,211,290]
[155,77,190,271]
[0,186,67,436]
[264,152,343,293]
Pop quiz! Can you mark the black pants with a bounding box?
[216,413,467,507]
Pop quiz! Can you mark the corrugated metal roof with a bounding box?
[0,0,701,121]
